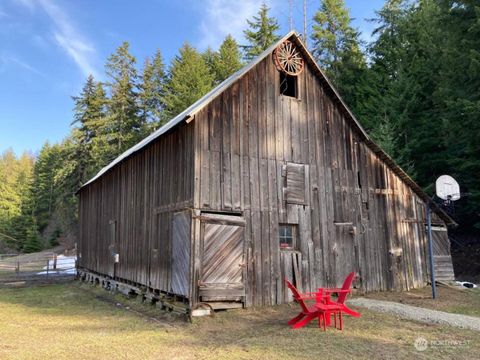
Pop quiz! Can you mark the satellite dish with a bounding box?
[436,175,460,201]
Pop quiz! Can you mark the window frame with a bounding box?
[278,224,298,251]
[279,72,298,98]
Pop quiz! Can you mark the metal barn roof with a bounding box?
[79,32,455,226]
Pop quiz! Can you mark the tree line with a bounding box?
[1,0,478,252]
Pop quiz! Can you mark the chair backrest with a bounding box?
[285,279,309,313]
[337,271,356,304]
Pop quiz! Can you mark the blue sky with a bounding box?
[0,0,384,156]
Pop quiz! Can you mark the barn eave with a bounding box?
[76,31,456,227]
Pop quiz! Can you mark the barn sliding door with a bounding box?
[199,214,245,302]
[107,220,117,278]
[171,210,191,297]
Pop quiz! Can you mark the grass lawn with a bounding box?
[0,282,478,360]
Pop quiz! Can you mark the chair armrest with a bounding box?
[324,288,351,294]
[296,293,319,301]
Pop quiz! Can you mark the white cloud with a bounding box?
[38,0,98,77]
[0,52,46,77]
[198,0,261,49]
[10,56,46,76]
[13,0,35,12]
[14,0,98,77]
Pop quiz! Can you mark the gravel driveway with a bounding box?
[349,298,480,331]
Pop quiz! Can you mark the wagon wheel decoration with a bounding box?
[273,40,304,76]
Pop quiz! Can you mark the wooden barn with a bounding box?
[77,32,456,312]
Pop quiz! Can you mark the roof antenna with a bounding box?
[289,0,293,31]
[303,0,307,47]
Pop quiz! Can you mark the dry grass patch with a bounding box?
[0,282,478,360]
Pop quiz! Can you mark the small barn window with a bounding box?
[279,224,297,250]
[280,72,297,98]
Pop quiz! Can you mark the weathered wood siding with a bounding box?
[78,123,195,293]
[78,35,450,308]
[431,227,455,281]
[171,210,192,296]
[192,53,433,307]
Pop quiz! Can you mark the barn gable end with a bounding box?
[77,32,455,311]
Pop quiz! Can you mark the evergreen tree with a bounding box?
[31,143,62,232]
[242,3,280,61]
[433,0,480,229]
[22,222,42,253]
[139,49,167,130]
[51,135,84,236]
[369,112,399,160]
[86,82,110,171]
[311,0,365,83]
[71,75,108,178]
[369,0,409,87]
[210,35,243,84]
[163,43,214,117]
[202,47,217,74]
[311,0,367,124]
[105,42,143,157]
[0,150,38,251]
[11,177,42,253]
[358,0,410,150]
[0,149,22,236]
[388,1,445,181]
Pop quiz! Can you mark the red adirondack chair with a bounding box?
[285,280,342,330]
[324,272,361,318]
[285,279,321,328]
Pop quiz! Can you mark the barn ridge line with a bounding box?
[77,31,455,226]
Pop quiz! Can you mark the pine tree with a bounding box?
[357,0,410,145]
[389,1,445,182]
[202,47,217,74]
[370,112,398,159]
[311,0,365,83]
[310,0,367,123]
[433,0,480,229]
[22,222,42,253]
[0,149,22,234]
[242,3,280,61]
[365,0,480,231]
[139,49,166,130]
[51,135,84,235]
[0,150,38,251]
[105,42,143,156]
[71,75,108,177]
[12,171,42,253]
[163,43,214,118]
[31,143,62,232]
[210,35,243,84]
[369,0,409,87]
